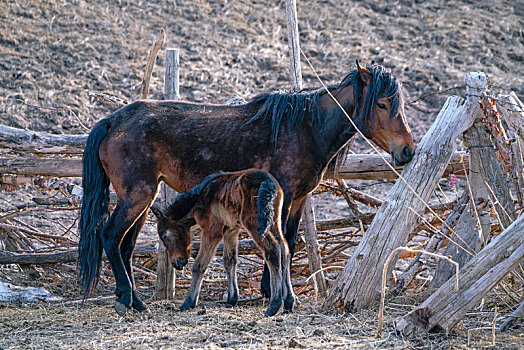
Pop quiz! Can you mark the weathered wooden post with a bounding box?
[497,93,524,207]
[431,83,519,288]
[285,0,327,296]
[155,48,180,300]
[324,72,487,312]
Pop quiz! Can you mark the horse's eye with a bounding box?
[377,103,387,110]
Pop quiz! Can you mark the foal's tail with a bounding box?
[257,178,279,238]
[78,118,112,299]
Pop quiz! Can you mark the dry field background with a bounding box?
[1,0,523,349]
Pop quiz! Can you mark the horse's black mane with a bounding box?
[247,64,404,146]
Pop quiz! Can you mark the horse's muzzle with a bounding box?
[392,146,414,166]
[172,258,188,270]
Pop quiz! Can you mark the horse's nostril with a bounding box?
[402,146,413,161]
[178,258,188,267]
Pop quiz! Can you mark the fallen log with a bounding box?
[0,157,82,177]
[336,152,469,180]
[499,298,524,332]
[396,214,524,335]
[0,152,469,180]
[324,72,486,313]
[0,124,87,154]
[0,239,261,265]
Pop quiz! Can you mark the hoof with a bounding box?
[226,297,238,308]
[264,303,281,317]
[132,299,147,312]
[115,301,129,316]
[131,291,147,312]
[179,301,195,312]
[264,308,278,317]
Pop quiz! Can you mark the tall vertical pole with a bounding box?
[155,48,179,300]
[285,0,303,92]
[285,0,327,297]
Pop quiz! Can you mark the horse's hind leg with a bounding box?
[121,211,149,312]
[222,228,239,307]
[180,224,223,311]
[102,189,155,316]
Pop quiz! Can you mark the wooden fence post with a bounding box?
[155,48,180,300]
[285,0,327,296]
[429,76,493,288]
[324,72,487,312]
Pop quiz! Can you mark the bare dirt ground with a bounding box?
[1,0,524,349]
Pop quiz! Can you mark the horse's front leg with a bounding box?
[180,224,223,311]
[222,228,239,307]
[121,211,149,312]
[280,241,295,313]
[262,238,283,317]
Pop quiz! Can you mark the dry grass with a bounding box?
[1,263,522,349]
[1,276,522,349]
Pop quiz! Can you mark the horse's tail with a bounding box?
[78,118,112,299]
[256,178,279,239]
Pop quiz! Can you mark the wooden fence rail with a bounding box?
[0,150,469,180]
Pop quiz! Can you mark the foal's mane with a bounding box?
[247,64,404,146]
[165,172,225,221]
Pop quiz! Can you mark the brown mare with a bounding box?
[150,169,294,317]
[78,62,415,315]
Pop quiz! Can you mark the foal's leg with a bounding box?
[222,228,239,307]
[121,211,149,312]
[101,191,155,316]
[180,224,223,311]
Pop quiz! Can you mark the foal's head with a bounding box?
[151,206,194,270]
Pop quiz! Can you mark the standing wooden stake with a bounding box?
[497,93,524,208]
[285,0,302,92]
[324,73,487,312]
[140,29,165,100]
[155,48,180,300]
[164,49,180,101]
[285,0,327,296]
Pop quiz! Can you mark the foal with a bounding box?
[151,169,295,317]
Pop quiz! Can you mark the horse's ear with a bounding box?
[356,59,372,85]
[150,205,165,221]
[179,216,196,228]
